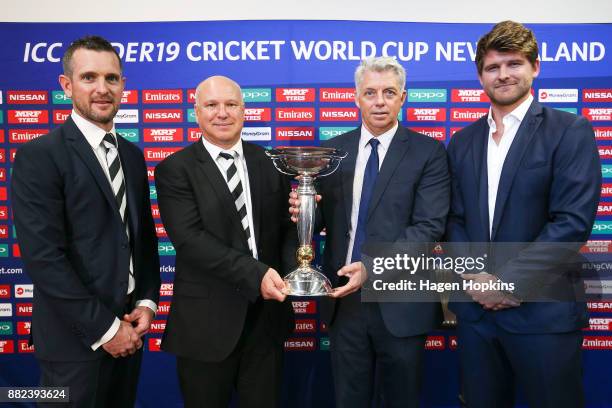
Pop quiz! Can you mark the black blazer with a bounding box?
[155,140,296,362]
[446,100,600,333]
[11,117,160,361]
[317,126,450,337]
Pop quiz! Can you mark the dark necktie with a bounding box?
[219,152,253,255]
[351,138,380,262]
[101,133,134,285]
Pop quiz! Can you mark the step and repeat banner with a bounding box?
[0,20,611,407]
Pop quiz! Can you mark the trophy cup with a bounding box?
[266,146,347,296]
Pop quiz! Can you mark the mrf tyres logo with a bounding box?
[8,110,49,124]
[276,88,315,102]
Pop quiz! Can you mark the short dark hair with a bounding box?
[475,21,539,74]
[62,35,122,76]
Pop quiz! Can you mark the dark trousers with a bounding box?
[457,312,584,408]
[176,303,284,408]
[38,348,142,408]
[329,293,427,408]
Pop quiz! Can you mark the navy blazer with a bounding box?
[317,125,450,337]
[11,117,160,361]
[446,100,600,333]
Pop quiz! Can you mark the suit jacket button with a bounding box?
[345,232,350,237]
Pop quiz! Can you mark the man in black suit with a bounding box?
[11,36,160,407]
[447,21,600,407]
[155,75,296,407]
[290,57,450,407]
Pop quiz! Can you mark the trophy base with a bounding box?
[284,267,332,296]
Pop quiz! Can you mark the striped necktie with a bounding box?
[101,133,135,290]
[219,151,253,255]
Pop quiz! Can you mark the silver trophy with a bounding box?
[266,146,347,296]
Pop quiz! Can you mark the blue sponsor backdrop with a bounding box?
[0,20,612,407]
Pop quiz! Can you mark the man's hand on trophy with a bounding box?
[288,190,322,223]
[330,262,367,298]
[261,268,288,302]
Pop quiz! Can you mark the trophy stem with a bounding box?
[296,176,316,265]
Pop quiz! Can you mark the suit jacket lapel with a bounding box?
[341,133,359,228]
[117,137,139,239]
[470,118,491,241]
[366,127,410,221]
[490,101,543,240]
[64,117,119,213]
[194,142,250,249]
[243,142,262,248]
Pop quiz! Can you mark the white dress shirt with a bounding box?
[71,111,157,350]
[201,137,259,259]
[486,94,533,238]
[345,123,398,265]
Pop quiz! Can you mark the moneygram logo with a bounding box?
[584,280,612,295]
[143,109,183,123]
[9,129,48,143]
[121,90,138,104]
[451,89,489,103]
[15,284,33,298]
[8,110,49,124]
[7,90,48,104]
[53,110,71,124]
[276,127,315,141]
[114,109,139,123]
[276,88,315,102]
[241,127,272,141]
[276,108,315,121]
[407,108,446,122]
[117,129,139,143]
[408,89,447,102]
[602,166,612,180]
[409,127,446,141]
[245,108,272,122]
[319,127,356,141]
[595,127,612,141]
[0,321,12,335]
[538,89,578,103]
[51,91,72,104]
[592,221,612,234]
[319,88,355,102]
[284,338,316,351]
[583,89,612,102]
[0,303,13,317]
[144,147,181,162]
[143,90,183,104]
[451,108,488,122]
[144,128,184,143]
[319,108,359,121]
[242,88,272,103]
[583,108,612,121]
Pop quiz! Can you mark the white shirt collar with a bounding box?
[359,122,398,152]
[71,110,117,149]
[487,94,533,131]
[201,136,244,160]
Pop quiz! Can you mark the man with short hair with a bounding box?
[155,75,296,407]
[447,21,600,407]
[11,35,160,406]
[291,56,450,407]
